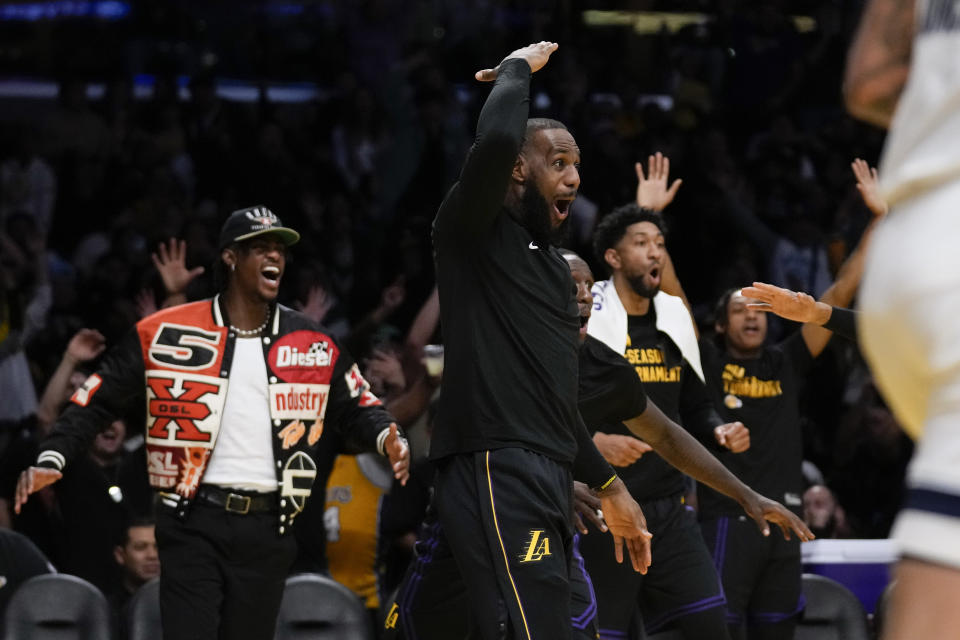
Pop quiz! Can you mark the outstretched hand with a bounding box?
[475,41,558,82]
[636,152,683,212]
[741,282,829,325]
[851,158,888,218]
[741,493,815,542]
[14,467,62,514]
[596,477,653,573]
[384,424,410,486]
[152,238,204,297]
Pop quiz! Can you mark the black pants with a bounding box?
[386,448,575,640]
[579,493,729,640]
[155,500,298,640]
[385,513,597,640]
[700,515,802,640]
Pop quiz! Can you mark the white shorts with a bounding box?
[859,179,960,568]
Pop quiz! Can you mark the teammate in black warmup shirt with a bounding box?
[566,251,812,640]
[382,252,812,640]
[695,225,871,639]
[415,42,649,640]
[584,205,748,639]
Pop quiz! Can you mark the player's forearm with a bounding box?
[844,0,914,128]
[445,58,531,237]
[624,406,751,503]
[35,354,80,434]
[573,415,617,490]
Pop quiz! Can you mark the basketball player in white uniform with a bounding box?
[846,0,960,637]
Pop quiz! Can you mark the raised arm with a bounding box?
[152,238,205,308]
[844,0,915,128]
[435,42,557,241]
[623,401,813,541]
[16,328,145,513]
[35,328,107,434]
[742,283,858,342]
[635,152,682,213]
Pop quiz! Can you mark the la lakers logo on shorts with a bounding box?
[519,529,551,562]
[384,602,399,629]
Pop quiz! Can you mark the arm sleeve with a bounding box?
[325,344,403,456]
[35,328,145,471]
[678,362,725,444]
[823,307,858,342]
[433,58,531,244]
[571,412,617,490]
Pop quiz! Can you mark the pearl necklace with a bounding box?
[230,309,269,337]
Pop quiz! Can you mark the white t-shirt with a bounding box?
[203,337,277,492]
[880,0,960,206]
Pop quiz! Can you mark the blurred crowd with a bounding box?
[0,0,911,637]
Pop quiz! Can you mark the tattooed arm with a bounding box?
[844,0,916,128]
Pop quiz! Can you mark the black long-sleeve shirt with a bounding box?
[430,58,613,488]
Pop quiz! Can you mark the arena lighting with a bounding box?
[0,0,129,21]
[0,76,326,103]
[582,10,816,34]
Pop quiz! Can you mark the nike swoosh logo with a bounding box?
[528,242,539,250]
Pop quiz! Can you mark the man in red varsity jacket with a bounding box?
[14,205,411,640]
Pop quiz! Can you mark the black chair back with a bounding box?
[2,574,110,640]
[127,578,162,640]
[274,573,372,640]
[796,573,871,640]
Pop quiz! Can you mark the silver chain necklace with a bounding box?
[230,308,269,337]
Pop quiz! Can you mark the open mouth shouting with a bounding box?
[261,264,282,290]
[646,264,661,289]
[742,322,762,338]
[552,195,575,224]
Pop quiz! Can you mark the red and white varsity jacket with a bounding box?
[35,296,397,534]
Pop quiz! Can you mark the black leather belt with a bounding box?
[195,485,277,514]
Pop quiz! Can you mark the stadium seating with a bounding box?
[274,573,373,640]
[128,577,162,640]
[2,574,111,640]
[796,573,871,640]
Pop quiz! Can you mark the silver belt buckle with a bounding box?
[225,493,251,514]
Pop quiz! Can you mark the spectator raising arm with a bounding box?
[35,328,106,434]
[635,152,682,213]
[151,238,204,308]
[633,153,696,323]
[794,158,886,357]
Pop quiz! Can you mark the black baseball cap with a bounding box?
[218,205,300,250]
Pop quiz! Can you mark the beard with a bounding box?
[626,273,660,299]
[518,184,568,246]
